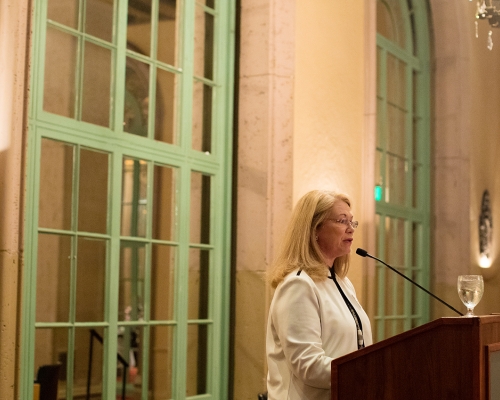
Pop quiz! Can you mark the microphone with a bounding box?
[356,248,463,316]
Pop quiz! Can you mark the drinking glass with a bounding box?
[457,275,484,317]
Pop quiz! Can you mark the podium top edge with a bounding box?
[441,314,500,324]
[332,315,500,367]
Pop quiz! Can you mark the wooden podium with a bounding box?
[331,315,500,400]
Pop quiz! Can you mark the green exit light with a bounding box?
[374,186,382,202]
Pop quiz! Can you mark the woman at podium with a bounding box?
[266,190,372,399]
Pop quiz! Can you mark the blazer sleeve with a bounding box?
[270,275,333,389]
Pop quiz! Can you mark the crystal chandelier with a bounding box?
[474,0,500,50]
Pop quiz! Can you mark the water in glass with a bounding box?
[457,275,484,317]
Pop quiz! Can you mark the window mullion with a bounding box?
[376,214,387,340]
[103,149,124,399]
[175,165,193,399]
[404,64,413,209]
[74,1,86,121]
[179,0,196,152]
[111,0,128,137]
[139,159,155,398]
[403,219,412,330]
[20,130,43,400]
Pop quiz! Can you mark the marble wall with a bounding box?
[0,1,30,399]
[431,0,500,317]
[235,0,295,397]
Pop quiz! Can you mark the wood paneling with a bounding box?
[331,315,500,400]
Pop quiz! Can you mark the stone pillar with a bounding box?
[0,0,31,398]
[234,0,295,398]
[430,0,473,316]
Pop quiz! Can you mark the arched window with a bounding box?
[374,0,431,341]
[22,0,235,398]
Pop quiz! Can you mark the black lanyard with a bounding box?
[329,268,365,350]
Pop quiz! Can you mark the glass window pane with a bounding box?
[198,0,215,8]
[411,268,421,317]
[119,241,146,322]
[376,97,385,149]
[377,1,393,39]
[127,0,152,57]
[186,324,208,396]
[376,47,383,98]
[386,154,406,205]
[39,139,74,230]
[75,327,104,396]
[149,325,174,399]
[47,0,79,29]
[151,244,176,321]
[124,58,150,137]
[194,6,214,80]
[392,266,405,315]
[383,319,391,337]
[188,249,210,320]
[85,0,115,43]
[387,55,406,109]
[117,325,143,397]
[388,318,404,337]
[376,0,406,48]
[44,28,78,118]
[412,162,420,208]
[374,214,381,335]
[412,222,420,268]
[121,158,148,238]
[190,172,211,244]
[154,67,178,144]
[375,149,383,202]
[152,164,177,241]
[412,116,419,161]
[34,328,68,391]
[412,75,420,160]
[36,234,72,323]
[384,217,405,267]
[75,237,107,322]
[376,319,383,341]
[157,0,180,66]
[78,148,109,234]
[192,81,212,152]
[387,103,406,157]
[409,4,417,55]
[82,42,112,127]
[382,217,407,334]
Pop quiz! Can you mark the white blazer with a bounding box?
[266,269,372,400]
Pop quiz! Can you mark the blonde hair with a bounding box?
[268,190,352,288]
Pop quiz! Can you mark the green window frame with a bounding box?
[375,0,431,341]
[22,0,236,399]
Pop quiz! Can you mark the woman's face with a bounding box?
[315,200,355,265]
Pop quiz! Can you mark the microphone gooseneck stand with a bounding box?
[356,248,463,317]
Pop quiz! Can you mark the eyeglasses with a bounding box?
[330,218,359,229]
